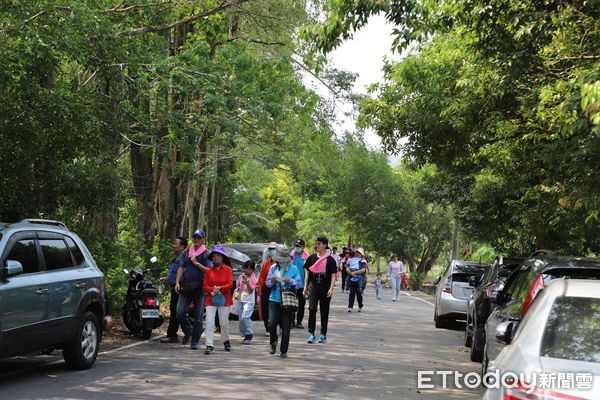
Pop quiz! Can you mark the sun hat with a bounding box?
[267,242,278,249]
[208,245,227,260]
[272,246,291,264]
[294,239,305,247]
[192,229,206,238]
[355,247,365,256]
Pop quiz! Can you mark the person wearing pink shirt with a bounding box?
[235,261,256,344]
[387,255,405,302]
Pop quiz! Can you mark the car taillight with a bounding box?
[144,297,157,307]
[520,274,544,316]
[443,276,452,293]
[504,383,585,400]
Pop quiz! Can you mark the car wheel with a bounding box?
[63,311,100,370]
[142,329,152,340]
[434,307,447,329]
[464,314,473,347]
[470,325,484,362]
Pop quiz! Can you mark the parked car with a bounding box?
[464,255,522,361]
[223,242,287,320]
[434,260,489,328]
[482,250,600,374]
[483,278,600,400]
[0,219,108,369]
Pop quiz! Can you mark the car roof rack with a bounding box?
[18,218,69,230]
[529,249,556,259]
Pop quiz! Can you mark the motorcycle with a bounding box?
[122,257,164,340]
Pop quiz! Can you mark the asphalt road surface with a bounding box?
[0,288,484,399]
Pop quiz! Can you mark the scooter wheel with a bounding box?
[142,329,152,340]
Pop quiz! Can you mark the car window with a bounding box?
[504,268,530,301]
[541,296,600,363]
[454,264,487,274]
[64,236,85,266]
[6,239,39,273]
[40,239,74,270]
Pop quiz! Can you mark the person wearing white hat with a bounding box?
[346,248,367,313]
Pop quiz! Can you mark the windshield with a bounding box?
[453,264,487,275]
[541,296,600,363]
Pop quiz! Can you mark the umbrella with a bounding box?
[220,246,251,265]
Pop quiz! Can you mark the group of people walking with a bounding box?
[160,232,338,358]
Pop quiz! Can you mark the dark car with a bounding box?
[464,255,522,362]
[0,219,108,369]
[482,250,600,374]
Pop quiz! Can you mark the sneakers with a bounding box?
[307,333,316,344]
[295,323,304,329]
[269,341,277,354]
[242,335,253,345]
[191,342,199,350]
[347,308,352,313]
[318,334,327,344]
[224,341,231,352]
[280,353,288,359]
[204,345,214,355]
[160,336,179,343]
[358,307,362,313]
[181,335,190,345]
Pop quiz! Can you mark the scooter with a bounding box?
[122,257,164,339]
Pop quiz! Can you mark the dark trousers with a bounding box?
[260,285,271,330]
[308,284,331,335]
[348,280,363,309]
[166,286,180,337]
[341,269,348,291]
[295,287,306,326]
[269,301,293,354]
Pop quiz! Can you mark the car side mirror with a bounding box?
[3,260,24,278]
[434,276,441,285]
[495,321,517,345]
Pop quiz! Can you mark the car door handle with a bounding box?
[75,282,87,289]
[35,288,49,295]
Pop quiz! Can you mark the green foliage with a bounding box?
[311,0,600,256]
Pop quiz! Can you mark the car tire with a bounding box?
[434,308,447,329]
[142,329,152,340]
[63,311,100,370]
[470,326,484,362]
[464,314,473,347]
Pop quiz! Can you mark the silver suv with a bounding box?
[0,219,107,369]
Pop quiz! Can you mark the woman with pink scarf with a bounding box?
[302,236,338,344]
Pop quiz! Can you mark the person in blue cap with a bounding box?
[175,228,211,350]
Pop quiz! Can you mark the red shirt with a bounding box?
[203,265,233,306]
[257,258,274,296]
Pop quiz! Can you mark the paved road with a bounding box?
[0,288,484,399]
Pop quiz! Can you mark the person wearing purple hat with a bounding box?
[203,245,234,355]
[175,228,211,350]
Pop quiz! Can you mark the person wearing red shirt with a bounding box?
[203,245,233,355]
[256,242,278,336]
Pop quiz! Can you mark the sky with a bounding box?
[325,14,402,150]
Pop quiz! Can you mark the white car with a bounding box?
[434,260,489,328]
[483,278,600,400]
